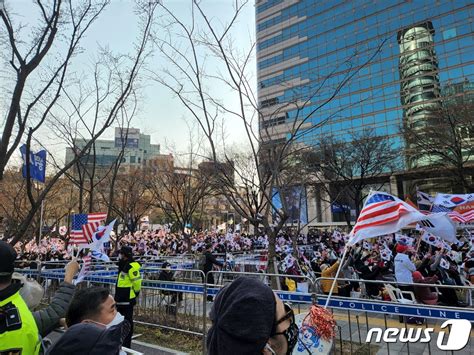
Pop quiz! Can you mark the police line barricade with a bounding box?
[314,277,474,355]
[213,252,269,273]
[130,268,209,342]
[17,263,474,354]
[14,262,474,353]
[314,276,474,317]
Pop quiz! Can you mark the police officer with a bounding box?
[0,241,79,354]
[115,245,142,348]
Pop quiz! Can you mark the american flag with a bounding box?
[70,213,107,245]
[431,205,474,224]
[348,192,427,245]
[352,193,409,235]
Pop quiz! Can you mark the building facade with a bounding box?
[256,0,474,227]
[65,127,161,174]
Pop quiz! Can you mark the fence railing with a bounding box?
[15,263,474,355]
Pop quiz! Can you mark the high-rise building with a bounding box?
[65,127,161,175]
[256,0,474,226]
[398,22,442,169]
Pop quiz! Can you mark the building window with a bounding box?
[138,157,141,163]
[260,97,279,108]
[261,115,287,129]
[130,156,136,163]
[442,28,456,40]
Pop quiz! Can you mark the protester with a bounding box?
[158,261,183,313]
[47,323,124,355]
[0,241,79,354]
[47,287,127,354]
[464,259,474,284]
[412,271,439,305]
[202,242,224,302]
[394,244,416,285]
[115,245,142,348]
[207,277,298,355]
[320,259,341,295]
[66,287,120,327]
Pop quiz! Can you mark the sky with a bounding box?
[2,0,256,166]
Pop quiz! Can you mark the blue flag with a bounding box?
[20,144,47,183]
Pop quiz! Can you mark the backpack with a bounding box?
[198,253,207,270]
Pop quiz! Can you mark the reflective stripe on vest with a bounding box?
[0,290,40,355]
[116,262,141,300]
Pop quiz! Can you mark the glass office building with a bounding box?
[256,0,474,225]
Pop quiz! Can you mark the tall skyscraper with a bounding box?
[398,21,441,169]
[256,0,474,225]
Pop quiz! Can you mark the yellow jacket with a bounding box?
[321,261,340,294]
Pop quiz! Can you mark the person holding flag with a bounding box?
[115,245,142,348]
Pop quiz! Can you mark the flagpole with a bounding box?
[324,245,349,308]
[38,197,44,243]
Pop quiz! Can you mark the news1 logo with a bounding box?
[366,319,471,351]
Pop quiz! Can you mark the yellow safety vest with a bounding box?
[116,261,142,303]
[0,290,40,355]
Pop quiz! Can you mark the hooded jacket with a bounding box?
[46,323,122,355]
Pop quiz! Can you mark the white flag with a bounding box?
[417,190,433,209]
[440,258,450,270]
[418,213,457,243]
[421,231,440,247]
[91,249,110,262]
[433,193,474,208]
[395,233,415,246]
[380,248,393,261]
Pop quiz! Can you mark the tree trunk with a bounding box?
[0,74,28,180]
[266,226,280,289]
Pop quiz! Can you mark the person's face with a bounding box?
[263,294,295,355]
[87,295,117,327]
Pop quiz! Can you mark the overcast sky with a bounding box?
[2,0,256,166]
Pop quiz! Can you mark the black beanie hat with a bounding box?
[119,245,133,258]
[0,241,17,275]
[206,277,276,355]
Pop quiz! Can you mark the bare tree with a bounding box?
[303,128,398,226]
[147,157,212,252]
[152,0,385,273]
[402,102,474,193]
[0,0,110,180]
[3,0,157,245]
[102,167,154,233]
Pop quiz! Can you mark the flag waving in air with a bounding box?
[70,213,107,245]
[433,193,474,208]
[416,190,433,211]
[88,219,116,253]
[348,192,428,245]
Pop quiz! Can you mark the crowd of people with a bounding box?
[2,224,474,354]
[10,228,474,310]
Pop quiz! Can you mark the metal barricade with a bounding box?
[134,268,206,338]
[14,260,474,355]
[313,277,474,355]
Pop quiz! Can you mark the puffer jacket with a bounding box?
[46,322,123,355]
[33,282,75,337]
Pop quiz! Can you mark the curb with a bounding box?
[132,340,189,355]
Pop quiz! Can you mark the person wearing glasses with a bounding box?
[207,277,299,355]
